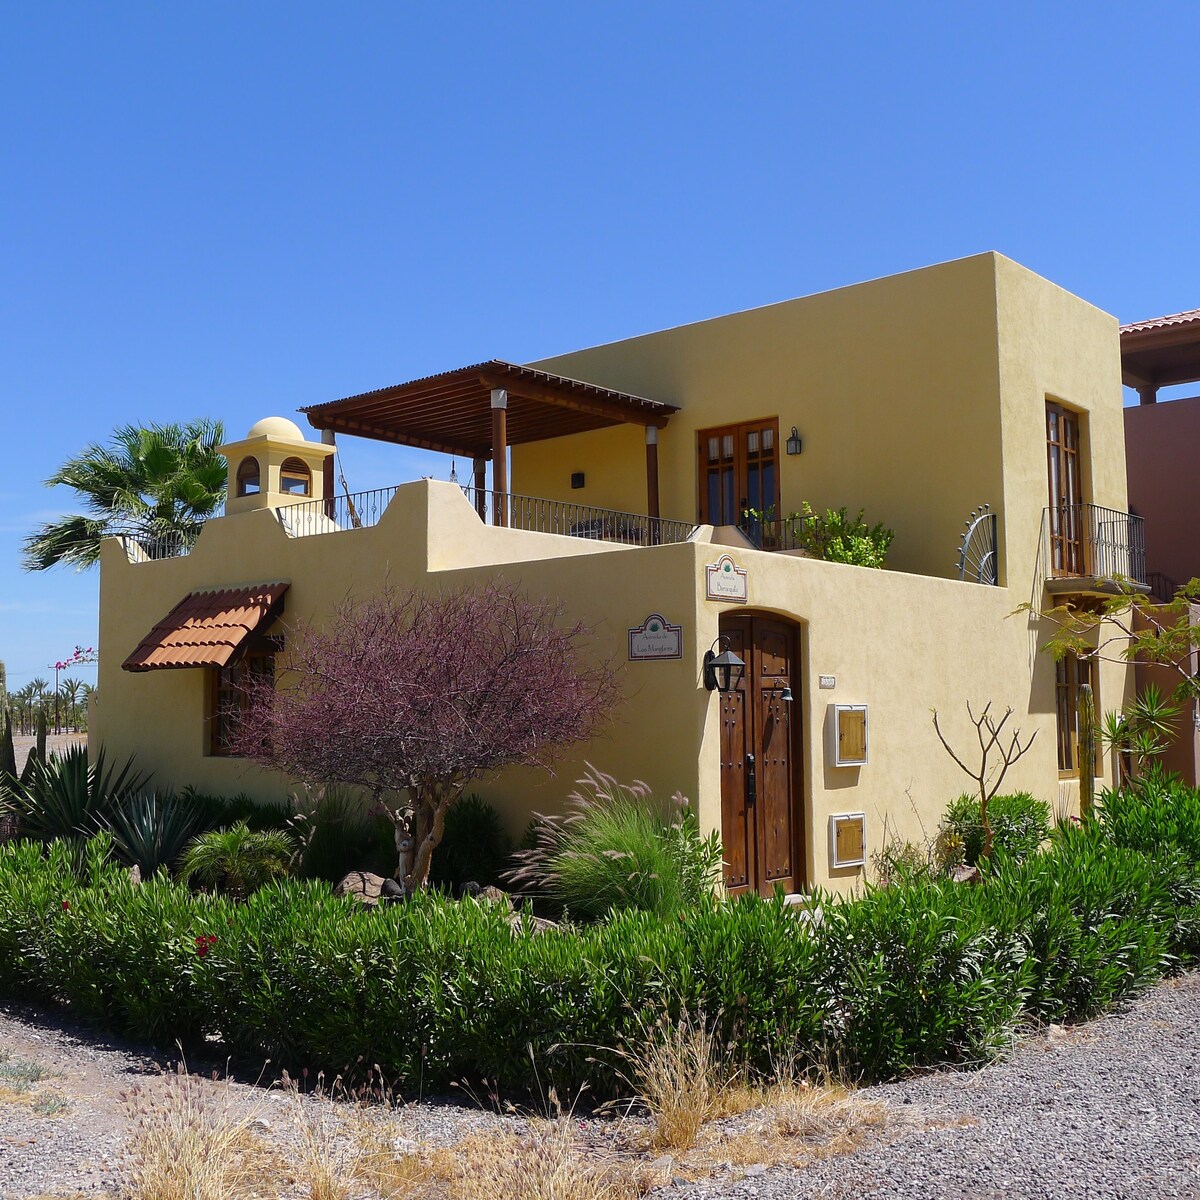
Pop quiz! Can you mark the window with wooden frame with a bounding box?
[236,456,261,497]
[207,636,280,757]
[279,457,312,497]
[1055,652,1096,773]
[697,419,780,533]
[1046,401,1083,576]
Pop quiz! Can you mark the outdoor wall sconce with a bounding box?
[786,426,803,455]
[703,636,746,693]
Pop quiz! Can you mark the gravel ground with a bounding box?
[675,970,1200,1200]
[1,972,1198,1199]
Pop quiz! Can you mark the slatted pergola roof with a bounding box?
[299,359,678,460]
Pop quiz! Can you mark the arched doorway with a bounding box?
[718,612,805,895]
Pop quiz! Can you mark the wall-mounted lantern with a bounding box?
[703,636,746,693]
[786,426,803,456]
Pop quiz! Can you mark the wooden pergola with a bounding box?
[300,360,678,526]
[1121,310,1200,404]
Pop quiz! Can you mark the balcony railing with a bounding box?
[460,486,699,546]
[119,531,197,562]
[274,483,700,547]
[1044,503,1146,586]
[274,486,401,537]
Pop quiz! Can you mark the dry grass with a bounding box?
[440,1122,642,1200]
[118,1067,281,1200]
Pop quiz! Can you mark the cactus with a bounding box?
[35,707,47,764]
[1078,682,1096,819]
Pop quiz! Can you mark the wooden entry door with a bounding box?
[718,613,803,895]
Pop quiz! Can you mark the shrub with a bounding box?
[177,786,293,832]
[428,793,513,893]
[788,503,894,568]
[0,745,148,843]
[179,823,297,897]
[943,791,1049,866]
[509,769,723,920]
[105,791,211,876]
[0,778,1197,1091]
[296,786,395,882]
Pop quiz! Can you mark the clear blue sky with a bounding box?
[3,2,1198,692]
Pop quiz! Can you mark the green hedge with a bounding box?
[0,781,1197,1096]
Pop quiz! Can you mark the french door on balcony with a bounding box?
[697,419,780,530]
[1046,402,1083,575]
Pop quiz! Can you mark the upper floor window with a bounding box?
[1046,402,1083,575]
[236,456,261,497]
[279,457,312,497]
[697,419,779,527]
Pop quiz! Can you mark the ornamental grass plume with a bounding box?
[507,766,723,920]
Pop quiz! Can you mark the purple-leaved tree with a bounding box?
[233,583,620,891]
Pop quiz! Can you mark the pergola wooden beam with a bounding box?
[478,372,672,428]
[307,414,489,460]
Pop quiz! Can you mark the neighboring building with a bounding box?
[1121,311,1200,785]
[94,253,1139,894]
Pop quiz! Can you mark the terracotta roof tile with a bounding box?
[122,583,289,672]
[1120,309,1200,335]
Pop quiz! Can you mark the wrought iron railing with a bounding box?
[956,504,999,585]
[275,483,698,547]
[1044,503,1146,585]
[460,486,699,546]
[274,486,401,537]
[119,531,196,562]
[1147,571,1182,603]
[737,515,809,553]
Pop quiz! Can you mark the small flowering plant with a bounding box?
[194,934,218,959]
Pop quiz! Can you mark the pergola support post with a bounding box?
[645,426,661,544]
[491,389,508,527]
[1137,384,1159,405]
[320,428,336,519]
[472,457,488,520]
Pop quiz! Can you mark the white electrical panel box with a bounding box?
[829,812,867,869]
[830,703,868,767]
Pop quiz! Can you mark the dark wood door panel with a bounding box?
[718,613,803,897]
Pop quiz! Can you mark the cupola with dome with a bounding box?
[218,417,335,515]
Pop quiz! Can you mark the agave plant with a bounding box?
[1,745,148,842]
[179,823,297,897]
[105,792,209,876]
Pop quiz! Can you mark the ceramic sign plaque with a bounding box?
[705,553,749,603]
[628,613,683,661]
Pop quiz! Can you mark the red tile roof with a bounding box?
[1120,309,1200,335]
[122,583,288,672]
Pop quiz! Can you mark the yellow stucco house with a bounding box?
[94,252,1142,895]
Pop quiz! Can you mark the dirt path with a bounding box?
[11,734,87,775]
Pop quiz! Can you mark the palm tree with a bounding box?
[23,419,227,570]
[60,679,84,732]
[179,823,297,898]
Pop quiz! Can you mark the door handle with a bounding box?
[746,753,757,805]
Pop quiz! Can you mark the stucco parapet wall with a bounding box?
[104,480,732,584]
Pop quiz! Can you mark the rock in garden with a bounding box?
[952,864,982,884]
[334,871,404,906]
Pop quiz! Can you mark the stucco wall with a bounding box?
[1124,395,1200,587]
[95,480,1120,895]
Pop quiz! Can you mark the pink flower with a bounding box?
[60,900,70,912]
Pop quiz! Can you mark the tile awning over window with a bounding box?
[122,583,289,673]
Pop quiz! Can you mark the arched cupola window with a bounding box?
[279,457,312,497]
[236,457,261,497]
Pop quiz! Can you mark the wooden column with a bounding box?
[320,428,336,519]
[1137,384,1159,405]
[491,388,508,527]
[646,425,661,544]
[472,456,488,520]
